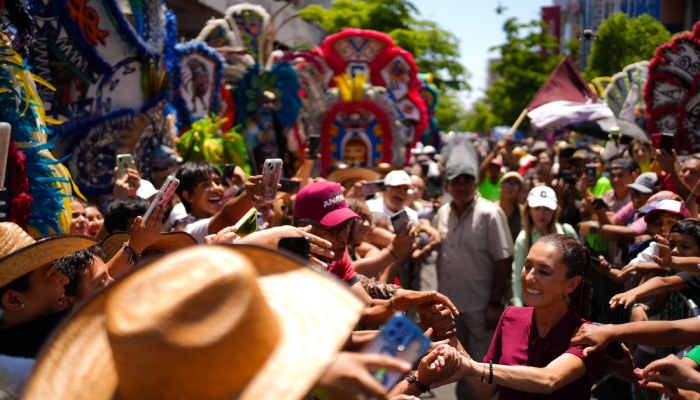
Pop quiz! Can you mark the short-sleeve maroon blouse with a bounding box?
[484,306,606,400]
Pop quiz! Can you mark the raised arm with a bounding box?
[571,318,700,355]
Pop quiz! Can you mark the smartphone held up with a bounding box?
[142,176,179,225]
[261,159,283,201]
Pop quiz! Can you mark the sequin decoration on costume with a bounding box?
[227,6,267,60]
[645,21,700,152]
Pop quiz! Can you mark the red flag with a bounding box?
[527,54,597,111]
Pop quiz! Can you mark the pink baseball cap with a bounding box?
[295,181,359,227]
[643,199,691,223]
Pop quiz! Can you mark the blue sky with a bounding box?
[410,0,553,109]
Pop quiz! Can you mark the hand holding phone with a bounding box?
[232,207,258,236]
[261,159,283,201]
[363,312,431,390]
[660,132,675,155]
[361,180,386,197]
[307,134,321,160]
[391,210,410,235]
[142,176,179,225]
[116,154,136,179]
[585,164,598,180]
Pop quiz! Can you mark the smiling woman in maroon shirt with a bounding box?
[432,234,607,399]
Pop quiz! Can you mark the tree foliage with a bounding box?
[299,0,468,90]
[584,13,671,80]
[464,18,562,133]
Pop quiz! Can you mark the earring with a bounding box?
[20,303,24,308]
[564,295,571,306]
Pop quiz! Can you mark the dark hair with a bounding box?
[629,139,651,153]
[0,271,32,312]
[537,234,592,320]
[586,153,603,164]
[55,246,105,299]
[609,158,639,174]
[104,197,149,233]
[175,161,220,213]
[670,219,700,249]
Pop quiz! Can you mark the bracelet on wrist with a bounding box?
[405,371,430,393]
[122,243,142,265]
[488,360,494,384]
[631,303,650,312]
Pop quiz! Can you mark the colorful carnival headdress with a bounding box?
[645,21,700,151]
[0,34,75,235]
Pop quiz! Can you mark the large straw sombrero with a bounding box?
[326,167,380,185]
[0,223,99,288]
[24,245,364,400]
[100,232,198,262]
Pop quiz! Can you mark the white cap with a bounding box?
[527,186,558,210]
[384,170,412,187]
[136,179,158,200]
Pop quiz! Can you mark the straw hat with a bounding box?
[25,245,364,400]
[0,223,99,288]
[326,167,380,185]
[101,232,198,262]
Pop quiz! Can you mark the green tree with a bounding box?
[299,0,468,91]
[584,13,671,80]
[433,87,469,131]
[463,17,562,132]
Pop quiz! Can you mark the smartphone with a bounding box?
[279,178,300,194]
[278,237,310,259]
[261,159,283,201]
[361,180,386,197]
[391,210,410,235]
[585,164,597,180]
[223,163,237,182]
[232,207,258,236]
[363,312,431,390]
[592,198,608,210]
[307,134,321,160]
[142,176,179,224]
[661,132,675,154]
[116,154,135,179]
[560,170,577,186]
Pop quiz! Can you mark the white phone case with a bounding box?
[261,159,283,201]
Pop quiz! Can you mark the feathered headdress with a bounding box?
[0,34,75,235]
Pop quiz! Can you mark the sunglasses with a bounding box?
[315,220,356,237]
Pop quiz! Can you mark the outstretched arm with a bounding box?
[571,318,700,356]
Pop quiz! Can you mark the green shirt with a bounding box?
[686,346,700,366]
[478,176,502,202]
[586,176,613,252]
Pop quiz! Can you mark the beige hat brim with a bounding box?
[326,167,380,185]
[24,245,364,400]
[0,235,100,288]
[101,232,198,262]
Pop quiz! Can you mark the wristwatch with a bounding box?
[589,222,599,234]
[488,300,502,308]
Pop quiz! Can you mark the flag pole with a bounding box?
[506,108,529,137]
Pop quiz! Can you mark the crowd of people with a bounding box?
[2,133,700,400]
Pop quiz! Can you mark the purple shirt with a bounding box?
[484,306,606,400]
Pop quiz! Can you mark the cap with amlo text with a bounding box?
[446,164,476,181]
[295,181,359,227]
